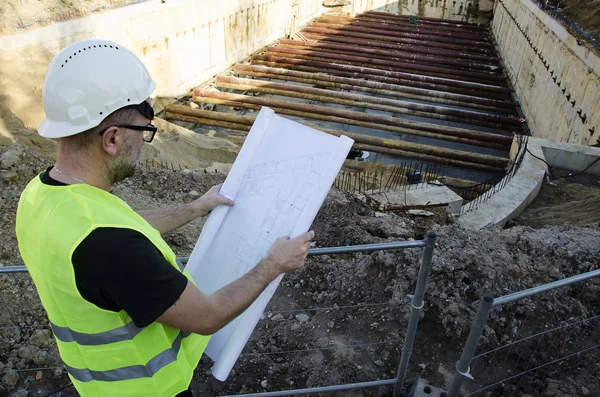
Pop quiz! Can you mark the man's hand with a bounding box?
[262,231,315,275]
[157,230,316,335]
[138,183,234,234]
[192,183,234,217]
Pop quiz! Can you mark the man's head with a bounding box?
[39,39,156,183]
[61,100,157,183]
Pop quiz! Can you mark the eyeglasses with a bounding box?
[117,124,157,143]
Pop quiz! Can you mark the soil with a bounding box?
[0,0,138,36]
[510,171,600,228]
[1,139,599,397]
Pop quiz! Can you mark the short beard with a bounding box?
[108,139,139,184]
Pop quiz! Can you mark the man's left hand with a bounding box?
[193,183,234,217]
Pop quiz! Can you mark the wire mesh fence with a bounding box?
[0,236,438,397]
[533,0,600,51]
[448,269,600,397]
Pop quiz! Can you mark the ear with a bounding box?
[100,126,124,157]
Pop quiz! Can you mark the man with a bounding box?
[15,39,315,397]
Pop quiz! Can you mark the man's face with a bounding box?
[108,112,150,183]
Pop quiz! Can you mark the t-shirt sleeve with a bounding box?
[72,228,188,328]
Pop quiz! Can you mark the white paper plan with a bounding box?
[185,107,353,381]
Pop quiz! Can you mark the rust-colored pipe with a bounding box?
[261,50,502,87]
[165,105,509,169]
[215,75,520,128]
[363,11,488,30]
[352,144,505,173]
[356,14,487,30]
[233,64,516,113]
[324,13,488,34]
[315,16,489,40]
[301,26,495,56]
[252,55,511,96]
[192,93,510,150]
[164,112,251,133]
[263,48,505,86]
[251,59,511,101]
[301,33,499,63]
[317,15,490,38]
[192,89,513,146]
[308,22,493,49]
[278,39,501,73]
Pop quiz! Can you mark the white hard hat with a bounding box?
[38,39,156,138]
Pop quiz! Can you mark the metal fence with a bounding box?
[447,269,600,396]
[534,0,600,51]
[0,233,437,397]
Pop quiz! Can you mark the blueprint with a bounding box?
[185,107,353,381]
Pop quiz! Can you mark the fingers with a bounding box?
[293,230,315,243]
[218,196,234,206]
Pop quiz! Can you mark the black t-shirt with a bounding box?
[40,169,193,396]
[40,169,188,327]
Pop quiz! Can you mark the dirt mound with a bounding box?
[141,117,239,170]
[0,0,136,36]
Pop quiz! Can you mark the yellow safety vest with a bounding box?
[15,175,210,397]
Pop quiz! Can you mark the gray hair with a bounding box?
[60,108,140,150]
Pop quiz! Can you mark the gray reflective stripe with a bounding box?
[51,321,145,346]
[65,331,186,382]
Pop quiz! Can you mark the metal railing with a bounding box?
[534,0,600,51]
[0,233,437,397]
[447,269,600,396]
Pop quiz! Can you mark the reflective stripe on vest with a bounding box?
[51,321,145,345]
[65,331,191,382]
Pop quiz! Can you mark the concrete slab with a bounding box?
[458,136,547,229]
[371,183,464,213]
[533,137,600,177]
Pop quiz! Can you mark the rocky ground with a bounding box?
[1,142,599,397]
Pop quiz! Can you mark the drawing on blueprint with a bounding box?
[185,107,353,381]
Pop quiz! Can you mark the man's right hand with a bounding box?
[263,231,315,274]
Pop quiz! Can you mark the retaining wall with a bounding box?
[492,0,600,145]
[347,0,494,22]
[0,0,325,130]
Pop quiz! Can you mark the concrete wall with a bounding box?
[492,0,600,146]
[0,0,499,134]
[0,0,326,131]
[346,0,494,23]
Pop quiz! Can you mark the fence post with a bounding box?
[392,231,437,397]
[447,295,495,397]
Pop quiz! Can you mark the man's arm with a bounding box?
[138,184,233,234]
[157,231,315,335]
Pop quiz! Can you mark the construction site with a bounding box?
[0,0,599,396]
